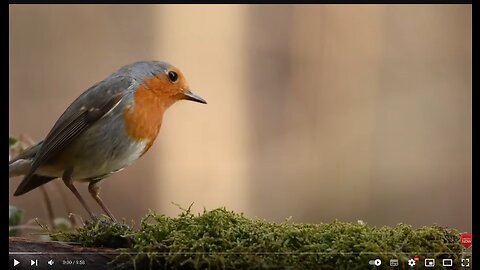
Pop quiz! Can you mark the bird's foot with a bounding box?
[85,214,117,226]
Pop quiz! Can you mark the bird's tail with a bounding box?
[9,140,43,177]
[10,140,58,196]
[9,159,32,177]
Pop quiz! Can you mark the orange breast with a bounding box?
[123,85,166,155]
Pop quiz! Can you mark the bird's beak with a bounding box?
[183,90,207,104]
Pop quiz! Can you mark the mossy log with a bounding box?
[11,208,466,270]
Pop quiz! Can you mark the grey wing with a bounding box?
[18,76,134,185]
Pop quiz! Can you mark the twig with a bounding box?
[68,213,85,227]
[40,185,55,228]
[19,134,35,149]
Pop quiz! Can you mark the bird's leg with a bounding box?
[88,181,117,222]
[62,168,96,221]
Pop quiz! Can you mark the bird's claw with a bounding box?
[85,214,117,226]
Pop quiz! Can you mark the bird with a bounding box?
[9,61,207,222]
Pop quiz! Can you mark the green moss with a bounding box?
[52,218,134,248]
[9,136,18,147]
[9,206,23,236]
[50,208,464,270]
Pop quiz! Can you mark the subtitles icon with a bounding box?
[389,259,399,266]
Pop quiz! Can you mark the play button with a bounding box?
[13,259,20,266]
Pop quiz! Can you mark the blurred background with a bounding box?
[9,4,471,232]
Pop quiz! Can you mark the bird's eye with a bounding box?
[168,71,178,82]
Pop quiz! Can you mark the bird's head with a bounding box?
[120,61,207,146]
[124,61,207,108]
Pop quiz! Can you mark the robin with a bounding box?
[9,61,207,222]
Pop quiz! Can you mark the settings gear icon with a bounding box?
[408,259,416,267]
